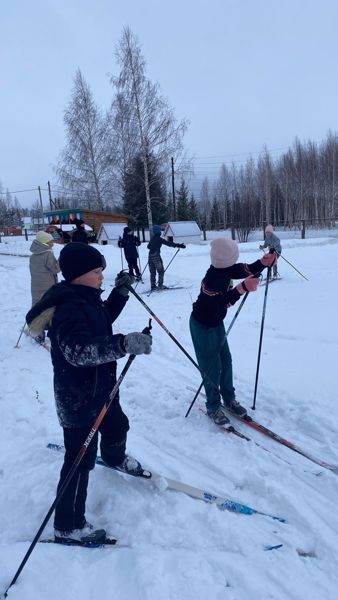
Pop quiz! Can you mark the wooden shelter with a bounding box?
[43,209,128,236]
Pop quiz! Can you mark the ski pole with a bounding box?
[3,320,152,598]
[185,292,250,417]
[134,261,148,290]
[251,267,272,410]
[14,321,27,348]
[164,248,180,273]
[127,284,203,374]
[226,291,249,336]
[277,252,309,281]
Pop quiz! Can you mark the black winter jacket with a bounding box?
[26,282,128,428]
[192,260,265,328]
[71,228,89,244]
[147,233,180,255]
[118,233,140,260]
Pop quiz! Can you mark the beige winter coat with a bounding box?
[29,240,60,306]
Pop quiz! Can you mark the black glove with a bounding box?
[178,243,186,249]
[114,272,134,296]
[124,332,152,355]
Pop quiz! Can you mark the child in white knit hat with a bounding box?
[29,230,60,342]
[190,237,276,425]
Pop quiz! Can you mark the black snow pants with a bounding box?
[54,402,129,532]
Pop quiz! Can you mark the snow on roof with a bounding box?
[98,223,126,239]
[164,221,201,236]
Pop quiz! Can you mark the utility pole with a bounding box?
[38,186,44,227]
[47,181,53,210]
[171,157,176,220]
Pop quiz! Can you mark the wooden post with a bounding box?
[48,181,53,210]
[24,229,28,241]
[171,157,176,220]
[38,186,44,227]
[231,224,236,240]
[301,219,305,239]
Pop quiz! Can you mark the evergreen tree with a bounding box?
[176,179,190,220]
[210,197,220,229]
[123,154,169,227]
[189,194,199,221]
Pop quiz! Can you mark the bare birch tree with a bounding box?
[111,27,188,230]
[56,69,116,210]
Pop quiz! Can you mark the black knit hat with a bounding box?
[59,242,106,282]
[123,226,131,234]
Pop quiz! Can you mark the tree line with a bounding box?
[201,132,338,240]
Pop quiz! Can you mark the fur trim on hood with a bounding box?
[28,306,56,336]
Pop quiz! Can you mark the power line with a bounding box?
[191,146,290,160]
[0,187,44,195]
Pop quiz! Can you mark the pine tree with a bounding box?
[189,194,199,221]
[210,197,220,229]
[176,179,190,220]
[123,154,169,227]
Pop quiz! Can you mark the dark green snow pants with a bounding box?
[189,314,235,413]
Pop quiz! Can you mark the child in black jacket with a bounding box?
[26,242,152,545]
[118,226,141,279]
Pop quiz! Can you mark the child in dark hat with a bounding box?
[26,242,152,545]
[118,226,142,279]
[190,238,277,425]
[71,218,89,244]
[147,225,186,290]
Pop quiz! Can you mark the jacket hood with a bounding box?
[26,282,101,336]
[30,239,52,254]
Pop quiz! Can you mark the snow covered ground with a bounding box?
[1,235,338,600]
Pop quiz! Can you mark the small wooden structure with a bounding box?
[97,223,126,246]
[163,221,201,244]
[44,209,128,235]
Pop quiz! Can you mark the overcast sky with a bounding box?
[1,0,338,208]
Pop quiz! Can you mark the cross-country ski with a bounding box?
[47,443,285,522]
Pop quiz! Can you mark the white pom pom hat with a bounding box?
[210,238,239,268]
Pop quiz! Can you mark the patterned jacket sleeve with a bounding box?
[228,259,264,279]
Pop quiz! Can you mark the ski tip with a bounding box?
[141,469,152,479]
[264,543,283,551]
[272,516,287,523]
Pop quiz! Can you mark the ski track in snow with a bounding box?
[1,237,338,599]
